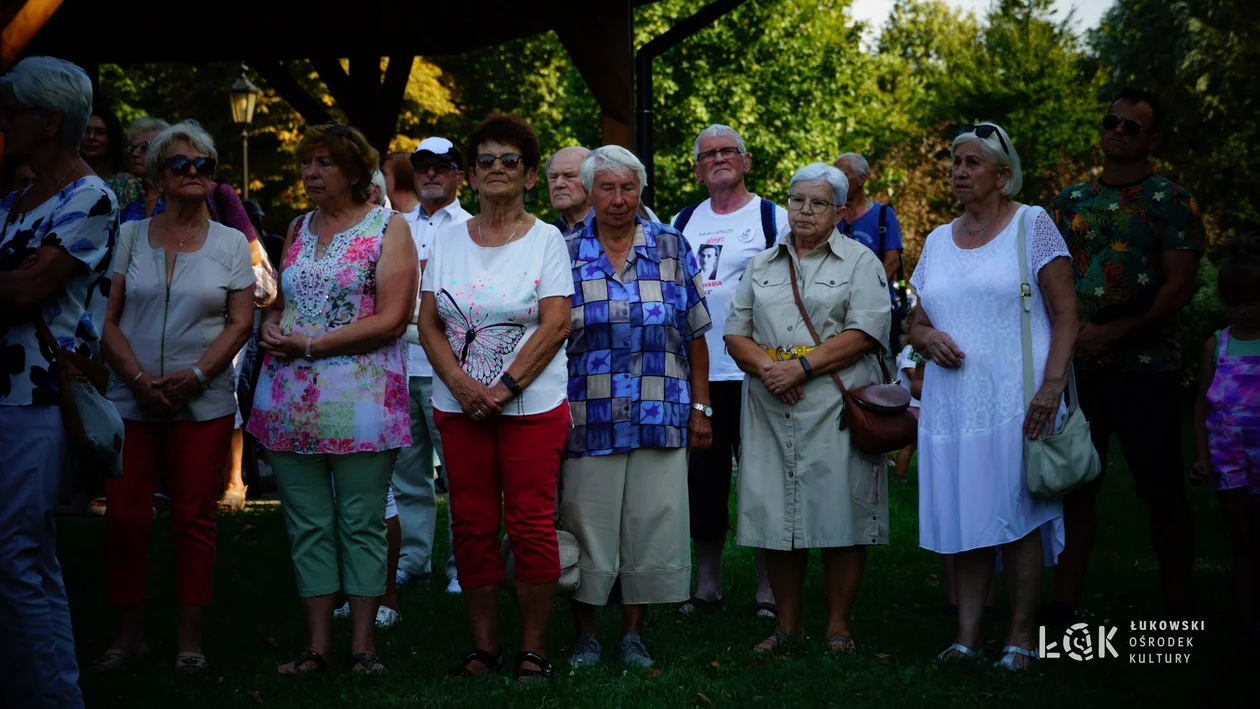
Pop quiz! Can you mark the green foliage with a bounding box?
[1179,256,1227,385]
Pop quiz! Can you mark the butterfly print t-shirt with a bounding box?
[421,219,574,416]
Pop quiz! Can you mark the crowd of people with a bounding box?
[1,56,1257,708]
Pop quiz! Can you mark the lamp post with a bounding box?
[228,64,260,200]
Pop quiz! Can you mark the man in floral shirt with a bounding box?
[1049,88,1204,624]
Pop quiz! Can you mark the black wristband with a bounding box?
[500,371,524,396]
[799,356,813,377]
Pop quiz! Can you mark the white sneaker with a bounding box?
[375,606,401,629]
[332,602,351,619]
[446,578,462,595]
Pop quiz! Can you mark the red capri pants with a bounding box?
[434,402,569,587]
[105,416,234,607]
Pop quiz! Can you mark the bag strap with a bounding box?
[760,198,777,249]
[673,203,699,232]
[31,315,60,358]
[1016,207,1080,413]
[786,258,893,397]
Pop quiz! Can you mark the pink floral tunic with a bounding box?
[247,207,411,453]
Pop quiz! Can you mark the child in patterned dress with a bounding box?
[1192,236,1260,636]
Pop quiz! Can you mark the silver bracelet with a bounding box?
[190,365,208,389]
[131,371,144,384]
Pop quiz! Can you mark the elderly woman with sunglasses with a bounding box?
[96,120,255,675]
[908,122,1076,669]
[418,114,573,681]
[724,163,890,658]
[247,123,417,676]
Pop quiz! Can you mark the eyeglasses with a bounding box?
[165,155,217,177]
[958,124,1010,155]
[697,146,744,163]
[786,195,836,213]
[1102,113,1147,137]
[411,155,458,174]
[475,153,523,170]
[128,141,150,155]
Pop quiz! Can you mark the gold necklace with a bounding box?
[476,214,526,248]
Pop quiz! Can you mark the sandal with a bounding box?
[679,595,725,616]
[752,631,798,656]
[446,648,504,677]
[278,649,329,676]
[218,487,247,513]
[513,650,553,682]
[751,601,778,620]
[826,634,856,655]
[936,642,984,663]
[85,497,107,517]
[994,645,1038,671]
[351,651,386,674]
[87,646,148,673]
[174,652,206,676]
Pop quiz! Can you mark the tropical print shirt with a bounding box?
[1053,174,1205,372]
[565,217,712,457]
[0,177,119,405]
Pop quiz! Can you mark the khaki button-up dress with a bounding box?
[725,230,892,550]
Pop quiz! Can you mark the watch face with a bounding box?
[705,406,713,417]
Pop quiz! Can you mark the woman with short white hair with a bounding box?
[908,122,1077,669]
[96,119,255,675]
[724,162,891,657]
[0,54,115,709]
[117,116,169,221]
[562,145,713,670]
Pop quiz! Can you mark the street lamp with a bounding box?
[228,64,260,199]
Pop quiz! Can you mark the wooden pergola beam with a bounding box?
[0,0,64,70]
[553,0,634,148]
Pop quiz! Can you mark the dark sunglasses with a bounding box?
[1102,113,1147,137]
[958,123,1010,155]
[165,155,216,177]
[410,155,458,174]
[475,153,523,170]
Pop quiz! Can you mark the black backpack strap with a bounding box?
[760,198,777,248]
[673,203,700,232]
[876,204,887,257]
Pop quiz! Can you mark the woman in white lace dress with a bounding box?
[908,122,1078,670]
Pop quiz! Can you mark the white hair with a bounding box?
[835,152,869,177]
[951,121,1023,198]
[789,162,849,206]
[692,124,746,160]
[369,170,388,207]
[580,145,647,192]
[127,117,169,143]
[2,56,93,147]
[546,145,589,175]
[146,120,218,183]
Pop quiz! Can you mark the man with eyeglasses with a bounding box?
[1049,87,1205,624]
[671,124,789,620]
[394,136,472,595]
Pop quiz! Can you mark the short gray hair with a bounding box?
[545,145,589,175]
[951,121,1023,198]
[146,120,218,183]
[835,152,869,177]
[580,145,647,192]
[693,124,747,160]
[789,162,849,206]
[127,117,169,143]
[1,56,93,147]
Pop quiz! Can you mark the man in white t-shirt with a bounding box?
[672,124,789,618]
[395,136,473,595]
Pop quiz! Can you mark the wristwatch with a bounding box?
[691,402,713,418]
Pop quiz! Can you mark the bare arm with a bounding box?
[909,301,965,369]
[882,249,901,282]
[687,336,712,450]
[800,329,878,378]
[911,361,924,400]
[725,334,773,377]
[418,290,502,416]
[489,295,571,403]
[102,273,142,381]
[194,287,254,378]
[1190,335,1217,482]
[1024,257,1078,438]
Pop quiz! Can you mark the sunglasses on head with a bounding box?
[1102,113,1147,137]
[958,123,1010,155]
[475,153,523,170]
[165,155,216,177]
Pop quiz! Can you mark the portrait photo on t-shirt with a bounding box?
[698,244,723,281]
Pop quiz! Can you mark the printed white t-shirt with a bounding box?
[672,195,791,381]
[420,219,574,416]
[405,200,473,377]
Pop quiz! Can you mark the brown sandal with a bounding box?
[278,649,329,676]
[351,651,386,674]
[826,634,856,655]
[752,631,798,656]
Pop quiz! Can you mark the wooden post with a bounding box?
[553,0,634,149]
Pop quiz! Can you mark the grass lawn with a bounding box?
[60,447,1252,708]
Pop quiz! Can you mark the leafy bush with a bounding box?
[1178,257,1226,389]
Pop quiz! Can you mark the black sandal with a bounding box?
[513,651,553,681]
[446,648,504,677]
[351,651,386,674]
[678,595,725,615]
[752,601,778,619]
[278,649,329,676]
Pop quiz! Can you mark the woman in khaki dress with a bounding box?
[724,162,891,656]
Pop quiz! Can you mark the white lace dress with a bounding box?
[909,205,1069,560]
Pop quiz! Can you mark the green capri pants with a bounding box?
[270,450,397,598]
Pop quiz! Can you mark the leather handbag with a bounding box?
[31,318,125,478]
[1014,211,1101,497]
[786,259,917,454]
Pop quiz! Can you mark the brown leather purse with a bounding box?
[786,260,917,455]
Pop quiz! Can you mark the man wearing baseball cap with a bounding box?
[395,136,472,595]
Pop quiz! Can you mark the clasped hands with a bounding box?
[762,359,807,405]
[452,375,513,422]
[130,369,201,417]
[258,321,308,360]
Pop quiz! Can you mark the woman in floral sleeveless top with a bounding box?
[247,124,417,676]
